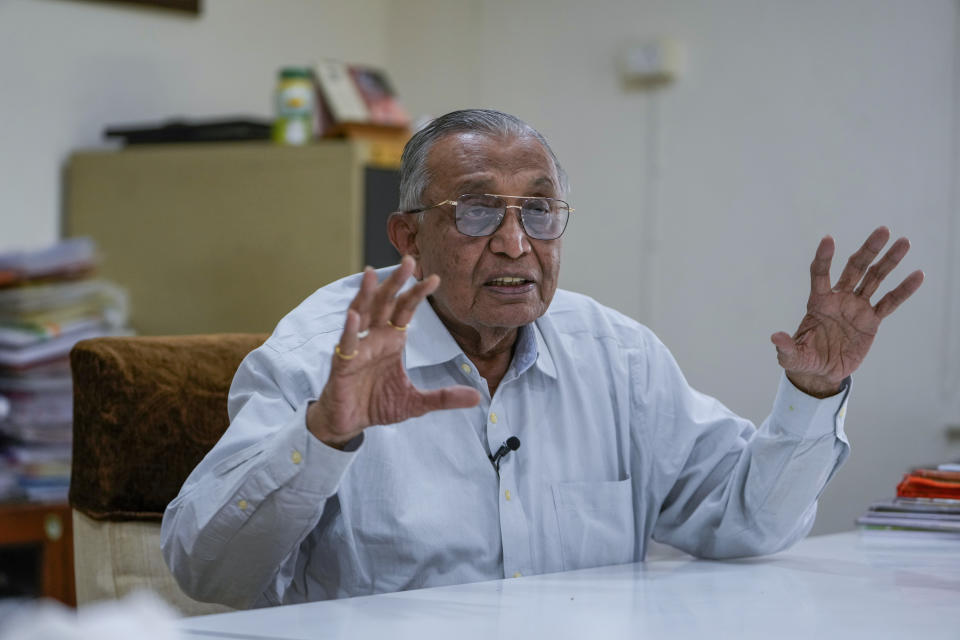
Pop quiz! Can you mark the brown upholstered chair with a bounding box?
[68,334,267,615]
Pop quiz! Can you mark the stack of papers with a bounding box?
[1,441,74,503]
[857,463,960,538]
[0,238,130,502]
[0,279,127,368]
[0,237,97,286]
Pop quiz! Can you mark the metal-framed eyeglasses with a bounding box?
[401,193,574,241]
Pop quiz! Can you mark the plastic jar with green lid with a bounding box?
[273,67,315,145]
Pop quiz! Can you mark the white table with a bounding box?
[180,531,960,640]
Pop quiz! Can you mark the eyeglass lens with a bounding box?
[454,194,569,240]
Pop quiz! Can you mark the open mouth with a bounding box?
[483,276,535,294]
[486,276,531,287]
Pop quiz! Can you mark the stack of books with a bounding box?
[856,463,960,538]
[0,238,129,502]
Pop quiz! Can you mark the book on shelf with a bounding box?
[347,65,411,128]
[314,59,370,125]
[314,60,411,133]
[857,501,960,534]
[897,467,960,500]
[857,463,960,538]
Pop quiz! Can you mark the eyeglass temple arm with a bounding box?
[398,200,458,215]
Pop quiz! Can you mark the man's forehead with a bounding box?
[453,173,556,195]
[427,132,559,194]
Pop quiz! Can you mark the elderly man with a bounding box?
[161,109,923,609]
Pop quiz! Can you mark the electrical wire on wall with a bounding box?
[637,90,662,326]
[620,39,680,326]
[942,0,960,427]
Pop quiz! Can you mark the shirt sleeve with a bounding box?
[636,335,850,559]
[160,343,361,608]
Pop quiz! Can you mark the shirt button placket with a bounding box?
[491,402,532,579]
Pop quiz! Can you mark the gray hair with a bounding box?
[398,109,569,212]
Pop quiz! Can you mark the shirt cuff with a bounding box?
[771,373,851,442]
[263,402,364,497]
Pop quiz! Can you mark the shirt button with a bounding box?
[513,572,522,578]
[490,412,498,424]
[291,450,303,464]
[461,363,472,374]
[237,499,248,510]
[504,489,511,501]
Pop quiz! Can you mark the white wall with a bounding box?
[389,0,960,533]
[0,0,392,250]
[645,1,959,534]
[2,0,958,535]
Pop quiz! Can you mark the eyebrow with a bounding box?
[453,175,557,196]
[527,176,556,193]
[454,178,495,194]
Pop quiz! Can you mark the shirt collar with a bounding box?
[531,320,558,379]
[403,287,464,369]
[401,275,557,380]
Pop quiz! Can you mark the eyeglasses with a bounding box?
[401,193,574,240]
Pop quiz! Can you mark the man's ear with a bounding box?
[387,213,423,278]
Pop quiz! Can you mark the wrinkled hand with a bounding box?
[307,256,481,447]
[771,227,924,397]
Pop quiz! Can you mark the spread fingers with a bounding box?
[370,256,416,326]
[854,237,910,299]
[833,226,890,292]
[874,270,924,320]
[391,274,440,329]
[335,309,362,363]
[347,267,378,332]
[808,236,835,298]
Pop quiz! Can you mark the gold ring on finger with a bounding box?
[388,320,408,331]
[335,345,359,360]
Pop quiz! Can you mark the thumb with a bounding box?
[416,385,482,415]
[770,331,795,353]
[770,331,798,367]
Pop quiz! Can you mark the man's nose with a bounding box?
[489,207,530,258]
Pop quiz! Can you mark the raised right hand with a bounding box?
[307,256,481,447]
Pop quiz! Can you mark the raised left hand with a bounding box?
[771,226,924,397]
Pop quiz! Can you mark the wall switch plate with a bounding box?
[621,39,682,88]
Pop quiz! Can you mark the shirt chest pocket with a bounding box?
[552,478,635,571]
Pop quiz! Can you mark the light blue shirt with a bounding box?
[161,267,851,609]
